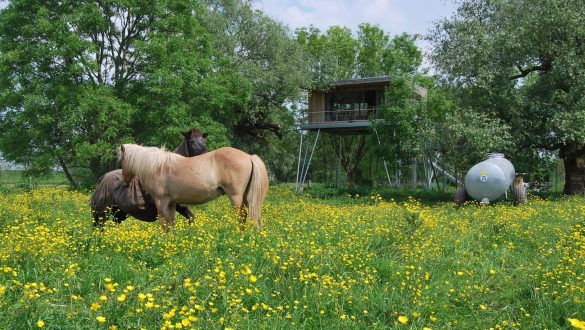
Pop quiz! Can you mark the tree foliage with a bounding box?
[0,0,309,186]
[429,0,585,194]
[203,0,310,143]
[296,24,422,83]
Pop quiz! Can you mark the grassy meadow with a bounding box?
[0,185,583,329]
[0,170,68,192]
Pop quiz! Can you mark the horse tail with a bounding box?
[246,155,269,229]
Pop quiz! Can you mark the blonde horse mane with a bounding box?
[119,144,179,181]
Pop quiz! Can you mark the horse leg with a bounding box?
[92,209,107,229]
[176,204,195,225]
[155,199,176,232]
[113,210,129,225]
[228,194,247,230]
[111,205,128,225]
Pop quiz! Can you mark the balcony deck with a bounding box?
[300,108,381,133]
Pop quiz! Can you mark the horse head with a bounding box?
[180,128,208,157]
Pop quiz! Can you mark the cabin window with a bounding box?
[325,89,383,121]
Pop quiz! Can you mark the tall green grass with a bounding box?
[0,186,583,329]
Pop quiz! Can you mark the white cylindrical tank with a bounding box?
[464,153,515,203]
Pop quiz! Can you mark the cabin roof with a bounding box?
[332,76,390,87]
[311,76,391,93]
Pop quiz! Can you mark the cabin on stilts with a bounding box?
[296,76,458,194]
[296,77,391,193]
[304,77,388,132]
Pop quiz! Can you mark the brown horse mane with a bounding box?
[119,144,180,182]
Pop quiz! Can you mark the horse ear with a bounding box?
[182,131,191,138]
[120,145,125,153]
[202,132,209,138]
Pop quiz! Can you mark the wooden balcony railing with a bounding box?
[306,107,380,124]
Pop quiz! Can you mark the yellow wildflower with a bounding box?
[569,318,585,330]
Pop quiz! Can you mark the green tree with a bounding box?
[408,83,515,177]
[296,26,355,88]
[203,0,309,140]
[0,0,229,186]
[297,24,422,82]
[327,26,358,80]
[373,76,422,164]
[0,0,309,186]
[428,0,585,194]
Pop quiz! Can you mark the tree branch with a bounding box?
[234,122,283,139]
[509,62,551,80]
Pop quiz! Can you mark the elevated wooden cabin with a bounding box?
[296,77,429,193]
[302,77,390,133]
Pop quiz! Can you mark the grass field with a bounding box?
[0,186,583,329]
[0,170,68,191]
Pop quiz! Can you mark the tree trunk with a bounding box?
[347,165,363,187]
[561,145,585,195]
[57,157,79,189]
[336,135,367,186]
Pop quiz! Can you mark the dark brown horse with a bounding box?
[90,129,208,227]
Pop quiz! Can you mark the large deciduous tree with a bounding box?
[429,0,585,194]
[202,0,309,142]
[0,0,228,186]
[0,0,310,186]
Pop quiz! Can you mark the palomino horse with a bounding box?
[119,144,268,231]
[89,129,208,227]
